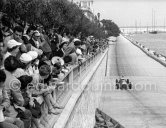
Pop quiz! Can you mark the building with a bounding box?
[70,0,95,22]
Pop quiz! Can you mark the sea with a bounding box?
[131,33,166,56]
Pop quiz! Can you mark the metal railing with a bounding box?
[56,44,108,102]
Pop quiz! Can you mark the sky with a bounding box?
[92,0,166,27]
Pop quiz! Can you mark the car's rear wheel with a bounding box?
[129,83,132,89]
[116,84,119,89]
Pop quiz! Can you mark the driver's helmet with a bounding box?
[120,75,125,80]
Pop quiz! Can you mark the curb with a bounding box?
[124,36,166,68]
[53,49,108,128]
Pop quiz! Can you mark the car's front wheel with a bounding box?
[116,84,120,89]
[128,83,132,89]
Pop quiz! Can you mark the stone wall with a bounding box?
[65,54,107,128]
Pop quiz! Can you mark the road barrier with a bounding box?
[124,35,166,68]
[42,44,109,128]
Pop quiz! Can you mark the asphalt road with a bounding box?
[99,35,166,128]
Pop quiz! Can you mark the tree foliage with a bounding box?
[101,19,121,37]
[1,0,108,38]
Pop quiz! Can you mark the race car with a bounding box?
[115,77,132,90]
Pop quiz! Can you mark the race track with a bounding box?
[99,35,166,128]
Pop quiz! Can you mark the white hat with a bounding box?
[33,30,40,36]
[20,53,33,64]
[73,38,81,42]
[7,39,22,49]
[61,38,69,44]
[51,56,64,66]
[27,51,38,60]
[76,48,82,55]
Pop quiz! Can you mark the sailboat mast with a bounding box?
[152,9,153,31]
[154,10,155,31]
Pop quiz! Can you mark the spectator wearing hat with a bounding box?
[4,56,32,128]
[3,26,26,55]
[3,39,21,61]
[19,53,33,76]
[0,69,24,128]
[13,53,33,78]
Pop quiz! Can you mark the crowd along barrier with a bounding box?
[56,44,108,103]
[40,43,108,128]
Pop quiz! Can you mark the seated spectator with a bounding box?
[4,56,32,128]
[38,63,64,110]
[0,69,24,128]
[27,62,63,115]
[18,75,42,128]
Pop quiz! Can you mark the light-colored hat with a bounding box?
[61,38,69,44]
[7,39,22,49]
[33,30,40,36]
[20,53,33,64]
[73,38,81,42]
[27,51,38,60]
[51,56,64,66]
[76,48,82,55]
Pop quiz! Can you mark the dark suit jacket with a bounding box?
[54,49,65,57]
[29,39,38,48]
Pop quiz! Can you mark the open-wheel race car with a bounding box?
[115,77,132,90]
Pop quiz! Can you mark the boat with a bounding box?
[149,9,157,34]
[149,31,157,34]
[94,108,125,128]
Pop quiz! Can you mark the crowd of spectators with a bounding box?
[0,14,108,128]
